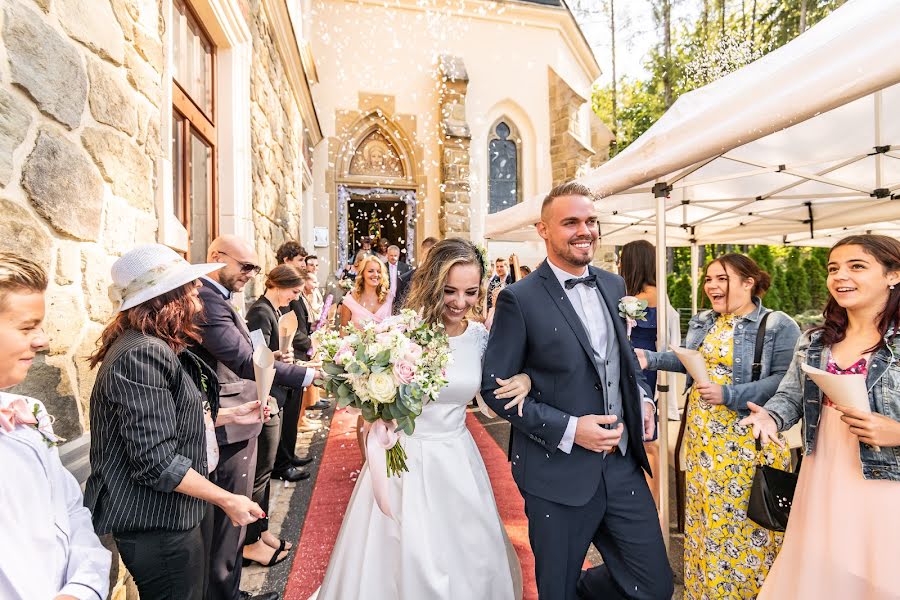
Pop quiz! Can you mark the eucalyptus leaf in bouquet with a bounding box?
[313,309,451,479]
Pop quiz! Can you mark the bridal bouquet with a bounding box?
[314,309,451,478]
[618,295,649,338]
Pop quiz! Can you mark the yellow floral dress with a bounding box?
[683,314,791,600]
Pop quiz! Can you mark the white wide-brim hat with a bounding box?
[110,244,225,312]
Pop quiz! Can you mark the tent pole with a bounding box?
[875,90,884,188]
[652,182,670,550]
[690,242,699,315]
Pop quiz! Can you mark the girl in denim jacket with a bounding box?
[637,253,800,600]
[743,235,900,600]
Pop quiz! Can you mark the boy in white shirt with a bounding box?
[0,252,111,600]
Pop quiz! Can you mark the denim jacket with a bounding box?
[645,297,801,417]
[764,327,900,481]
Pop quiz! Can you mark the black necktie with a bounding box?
[564,275,597,290]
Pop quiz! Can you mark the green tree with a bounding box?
[782,248,811,315]
[756,0,843,52]
[766,265,787,312]
[748,245,775,274]
[592,77,668,155]
[804,256,828,309]
[668,272,692,310]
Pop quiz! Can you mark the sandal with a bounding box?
[242,546,289,568]
[268,538,292,553]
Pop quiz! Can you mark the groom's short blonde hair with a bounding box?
[541,181,595,219]
[0,252,47,310]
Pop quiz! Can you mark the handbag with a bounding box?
[746,311,799,532]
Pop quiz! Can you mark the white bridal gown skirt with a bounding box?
[311,423,523,600]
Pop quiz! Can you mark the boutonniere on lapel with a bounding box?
[0,397,64,447]
[231,302,242,315]
[618,296,649,339]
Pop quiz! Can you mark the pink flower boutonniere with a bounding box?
[0,397,65,447]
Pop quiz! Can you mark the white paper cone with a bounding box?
[801,363,880,451]
[278,311,298,354]
[253,345,276,420]
[669,345,710,384]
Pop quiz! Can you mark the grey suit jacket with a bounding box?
[192,280,310,445]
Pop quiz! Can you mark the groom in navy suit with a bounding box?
[481,182,673,600]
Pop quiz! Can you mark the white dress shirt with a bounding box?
[388,262,398,293]
[0,392,111,600]
[202,274,232,300]
[545,260,651,454]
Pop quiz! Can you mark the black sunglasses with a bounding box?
[218,251,261,275]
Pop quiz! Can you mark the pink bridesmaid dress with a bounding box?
[341,293,392,328]
[758,356,900,600]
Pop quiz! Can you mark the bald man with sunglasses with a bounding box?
[192,235,321,600]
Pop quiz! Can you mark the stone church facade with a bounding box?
[308,0,612,271]
[0,0,608,595]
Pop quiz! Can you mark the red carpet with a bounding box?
[465,413,538,600]
[285,411,550,600]
[285,409,364,600]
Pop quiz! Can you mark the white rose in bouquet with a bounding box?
[368,371,398,404]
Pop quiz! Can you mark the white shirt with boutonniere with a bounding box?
[0,392,111,600]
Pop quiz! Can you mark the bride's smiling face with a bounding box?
[442,263,481,328]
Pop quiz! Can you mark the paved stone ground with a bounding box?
[241,403,335,598]
[242,405,685,599]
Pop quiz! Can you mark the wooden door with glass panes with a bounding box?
[172,0,217,264]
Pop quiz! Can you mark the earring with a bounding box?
[891,284,897,290]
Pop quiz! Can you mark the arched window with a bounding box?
[488,119,521,214]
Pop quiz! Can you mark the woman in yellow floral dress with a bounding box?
[638,254,800,599]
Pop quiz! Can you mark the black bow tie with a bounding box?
[564,275,597,290]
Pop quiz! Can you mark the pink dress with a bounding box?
[341,294,391,328]
[759,357,900,600]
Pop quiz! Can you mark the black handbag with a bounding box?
[746,312,799,532]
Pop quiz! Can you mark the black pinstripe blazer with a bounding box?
[84,329,218,534]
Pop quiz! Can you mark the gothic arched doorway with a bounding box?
[334,116,420,270]
[337,186,417,269]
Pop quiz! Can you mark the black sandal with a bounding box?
[242,545,289,568]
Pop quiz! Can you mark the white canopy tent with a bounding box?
[486,0,900,247]
[483,0,900,544]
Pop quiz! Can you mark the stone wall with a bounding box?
[248,0,305,292]
[2,0,162,436]
[547,66,611,187]
[438,54,471,240]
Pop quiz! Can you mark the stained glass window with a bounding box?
[488,120,520,214]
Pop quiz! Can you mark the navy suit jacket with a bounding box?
[191,280,309,445]
[480,260,651,507]
[392,266,415,314]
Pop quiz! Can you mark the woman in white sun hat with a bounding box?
[83,244,269,600]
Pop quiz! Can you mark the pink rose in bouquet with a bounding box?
[392,360,416,385]
[334,343,353,365]
[405,342,423,362]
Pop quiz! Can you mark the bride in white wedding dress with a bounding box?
[311,238,527,600]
